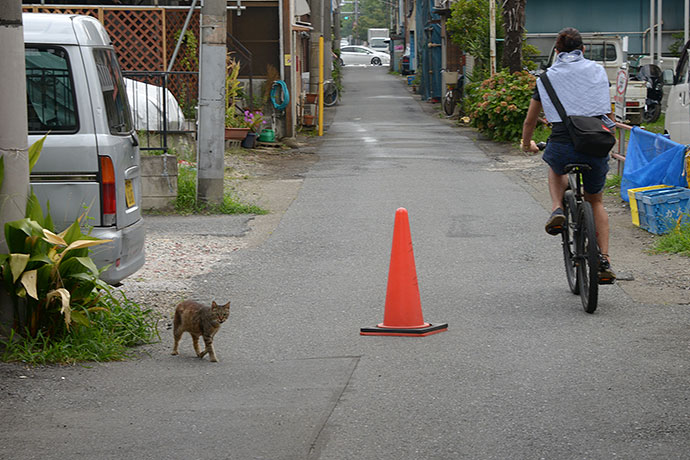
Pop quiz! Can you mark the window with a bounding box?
[584,44,617,63]
[25,47,78,133]
[93,48,132,134]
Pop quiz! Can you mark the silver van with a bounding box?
[23,13,145,284]
[664,39,690,145]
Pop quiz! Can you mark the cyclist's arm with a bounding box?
[521,98,542,153]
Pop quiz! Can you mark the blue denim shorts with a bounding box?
[542,142,610,194]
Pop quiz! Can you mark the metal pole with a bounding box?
[683,0,690,43]
[196,0,227,204]
[650,0,655,64]
[318,36,324,137]
[657,0,663,62]
[166,0,198,73]
[489,0,496,75]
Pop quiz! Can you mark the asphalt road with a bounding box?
[1,67,689,460]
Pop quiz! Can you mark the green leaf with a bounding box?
[61,217,86,245]
[4,218,43,253]
[28,135,47,173]
[25,190,45,227]
[59,256,99,278]
[44,201,54,233]
[70,310,91,327]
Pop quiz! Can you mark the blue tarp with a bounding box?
[620,127,689,202]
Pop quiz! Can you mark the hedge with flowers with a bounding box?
[466,70,537,142]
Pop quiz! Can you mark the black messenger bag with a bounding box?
[539,73,616,157]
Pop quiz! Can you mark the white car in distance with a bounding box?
[340,45,390,66]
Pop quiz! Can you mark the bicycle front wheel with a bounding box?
[323,82,338,107]
[562,190,579,294]
[442,90,455,116]
[576,201,599,313]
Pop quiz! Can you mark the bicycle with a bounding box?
[537,142,613,314]
[323,80,339,107]
[442,71,464,116]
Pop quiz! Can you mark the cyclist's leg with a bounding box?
[584,191,609,258]
[548,168,568,212]
[542,142,572,211]
[580,156,610,259]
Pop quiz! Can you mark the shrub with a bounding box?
[466,69,536,142]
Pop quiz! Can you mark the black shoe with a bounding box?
[598,256,616,284]
[545,208,565,235]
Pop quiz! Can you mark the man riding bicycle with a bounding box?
[521,27,616,283]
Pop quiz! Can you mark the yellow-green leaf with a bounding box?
[64,239,112,251]
[9,254,30,283]
[28,135,47,172]
[42,229,67,247]
[48,288,71,330]
[19,270,38,300]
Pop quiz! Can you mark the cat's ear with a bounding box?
[212,301,218,308]
[223,302,230,308]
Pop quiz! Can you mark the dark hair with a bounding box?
[555,27,583,53]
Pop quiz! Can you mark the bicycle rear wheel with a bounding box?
[442,90,455,116]
[576,201,599,313]
[323,82,338,107]
[562,190,579,294]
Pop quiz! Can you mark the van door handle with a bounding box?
[131,133,139,147]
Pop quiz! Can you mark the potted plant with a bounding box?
[241,110,267,148]
[225,56,250,140]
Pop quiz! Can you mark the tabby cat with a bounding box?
[171,300,230,362]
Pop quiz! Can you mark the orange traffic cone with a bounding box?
[360,208,448,336]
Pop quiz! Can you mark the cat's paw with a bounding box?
[171,351,179,356]
[198,351,207,358]
[210,357,218,363]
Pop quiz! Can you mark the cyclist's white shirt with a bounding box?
[536,50,611,123]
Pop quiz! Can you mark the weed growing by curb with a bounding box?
[652,218,690,256]
[174,165,267,215]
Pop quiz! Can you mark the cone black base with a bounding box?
[360,322,448,336]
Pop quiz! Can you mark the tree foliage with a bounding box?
[340,0,388,43]
[446,0,504,77]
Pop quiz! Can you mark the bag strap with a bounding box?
[539,72,569,122]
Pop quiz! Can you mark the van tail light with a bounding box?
[99,156,116,226]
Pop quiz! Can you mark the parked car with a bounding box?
[23,13,146,284]
[340,46,390,66]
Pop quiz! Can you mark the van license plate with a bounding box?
[125,179,135,208]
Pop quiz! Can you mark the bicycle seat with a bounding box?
[563,163,592,174]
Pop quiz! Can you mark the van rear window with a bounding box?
[585,44,617,63]
[25,47,78,133]
[93,48,133,135]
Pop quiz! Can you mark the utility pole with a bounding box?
[196,0,227,204]
[489,0,496,75]
[0,0,29,329]
[309,0,323,94]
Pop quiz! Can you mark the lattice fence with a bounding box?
[23,6,201,117]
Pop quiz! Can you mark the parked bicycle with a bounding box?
[323,79,339,107]
[442,70,464,116]
[537,142,615,314]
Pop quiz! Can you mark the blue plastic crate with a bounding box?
[634,186,690,234]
